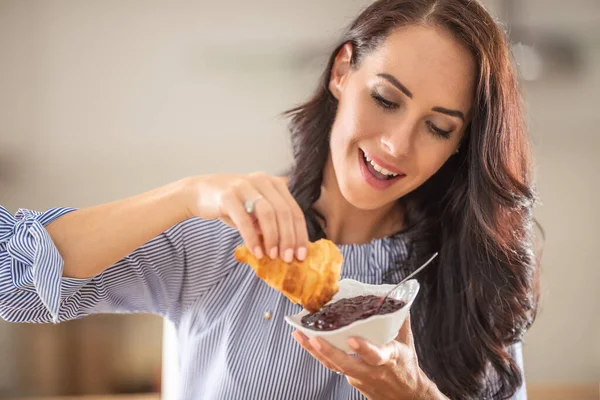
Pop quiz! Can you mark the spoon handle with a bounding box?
[396,252,438,287]
[373,252,439,311]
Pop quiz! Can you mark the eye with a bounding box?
[371,92,398,111]
[426,121,452,139]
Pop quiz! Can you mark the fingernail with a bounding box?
[253,247,264,259]
[296,247,307,261]
[269,247,278,259]
[283,248,294,263]
[347,338,360,349]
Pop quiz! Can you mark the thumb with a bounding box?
[395,313,415,351]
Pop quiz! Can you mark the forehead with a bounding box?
[360,24,477,115]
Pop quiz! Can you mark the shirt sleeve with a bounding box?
[0,205,241,324]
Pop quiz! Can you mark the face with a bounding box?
[328,24,476,210]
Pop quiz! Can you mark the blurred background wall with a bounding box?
[0,0,598,398]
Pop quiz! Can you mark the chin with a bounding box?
[338,179,392,211]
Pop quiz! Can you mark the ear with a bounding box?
[328,42,353,100]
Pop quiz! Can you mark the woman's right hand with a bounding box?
[183,173,309,262]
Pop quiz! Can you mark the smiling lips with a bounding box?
[359,149,406,190]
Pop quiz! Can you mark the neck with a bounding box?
[313,155,404,245]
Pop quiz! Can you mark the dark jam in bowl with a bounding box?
[300,295,407,331]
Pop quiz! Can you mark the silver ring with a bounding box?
[334,371,343,376]
[244,195,263,214]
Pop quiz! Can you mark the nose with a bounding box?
[379,117,417,158]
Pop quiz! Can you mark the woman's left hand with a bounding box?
[292,315,446,400]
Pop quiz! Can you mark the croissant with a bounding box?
[233,239,343,312]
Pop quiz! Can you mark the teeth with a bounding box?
[364,154,398,177]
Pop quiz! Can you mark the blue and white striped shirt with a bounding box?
[0,206,526,399]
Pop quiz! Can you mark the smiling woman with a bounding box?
[329,24,474,204]
[286,1,538,398]
[0,0,538,399]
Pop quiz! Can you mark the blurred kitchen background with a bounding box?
[0,0,598,399]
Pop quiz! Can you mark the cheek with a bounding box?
[329,109,355,168]
[330,94,380,152]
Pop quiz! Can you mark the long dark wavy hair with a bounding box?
[284,0,540,398]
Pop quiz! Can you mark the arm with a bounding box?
[0,203,236,324]
[47,179,189,279]
[0,179,192,323]
[1,173,309,324]
[48,174,308,279]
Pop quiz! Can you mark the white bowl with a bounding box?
[284,278,420,354]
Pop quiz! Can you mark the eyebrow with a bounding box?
[377,73,413,98]
[432,107,465,122]
[377,73,466,122]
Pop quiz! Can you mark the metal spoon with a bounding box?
[371,252,439,314]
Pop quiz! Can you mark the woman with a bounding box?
[0,0,539,399]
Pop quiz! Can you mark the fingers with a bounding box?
[292,332,370,377]
[347,338,386,366]
[346,315,414,367]
[245,173,307,262]
[248,192,280,260]
[292,331,340,373]
[347,337,409,367]
[220,186,265,258]
[221,173,308,262]
[306,335,370,377]
[272,178,309,261]
[251,177,296,262]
